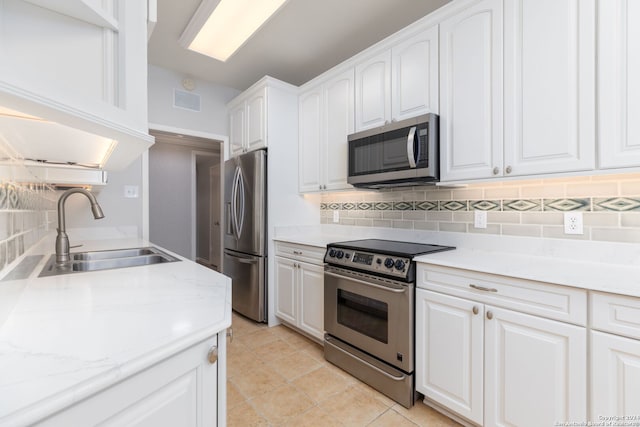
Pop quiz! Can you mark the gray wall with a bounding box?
[63,157,143,235]
[148,142,193,258]
[148,65,240,136]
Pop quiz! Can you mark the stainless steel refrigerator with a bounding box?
[223,149,267,322]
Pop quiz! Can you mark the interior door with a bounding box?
[209,164,221,271]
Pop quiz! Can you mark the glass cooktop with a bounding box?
[329,239,455,257]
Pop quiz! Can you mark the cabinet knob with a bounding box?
[505,166,512,174]
[207,346,219,364]
[226,327,233,343]
[486,311,493,320]
[319,185,322,190]
[492,167,499,175]
[472,306,479,315]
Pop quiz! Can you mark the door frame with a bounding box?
[146,123,227,261]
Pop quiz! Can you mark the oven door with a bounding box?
[324,266,414,373]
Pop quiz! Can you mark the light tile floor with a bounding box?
[227,313,462,427]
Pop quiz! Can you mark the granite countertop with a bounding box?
[0,235,232,426]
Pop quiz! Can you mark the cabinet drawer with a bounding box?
[275,241,326,265]
[417,264,587,326]
[591,292,640,340]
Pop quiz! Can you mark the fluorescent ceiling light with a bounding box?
[180,0,288,62]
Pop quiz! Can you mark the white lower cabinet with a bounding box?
[274,242,325,341]
[590,291,640,419]
[415,289,484,424]
[37,334,224,427]
[416,265,588,426]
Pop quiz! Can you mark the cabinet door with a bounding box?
[246,88,267,152]
[484,307,587,427]
[274,256,297,325]
[355,50,391,131]
[298,262,325,341]
[324,69,354,191]
[0,0,148,132]
[504,0,595,176]
[415,289,484,425]
[39,336,219,427]
[439,0,504,182]
[591,331,640,420]
[598,0,640,169]
[229,102,246,157]
[392,26,439,120]
[298,88,323,192]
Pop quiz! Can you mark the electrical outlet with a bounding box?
[474,210,487,229]
[333,210,340,223]
[564,212,583,234]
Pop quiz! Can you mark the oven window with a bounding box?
[337,289,388,344]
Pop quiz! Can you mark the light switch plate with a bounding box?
[124,185,139,198]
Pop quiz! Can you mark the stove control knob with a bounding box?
[394,259,406,270]
[384,258,395,268]
[336,250,345,259]
[376,258,382,265]
[328,249,336,258]
[345,252,351,259]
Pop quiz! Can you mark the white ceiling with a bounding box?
[147,0,451,92]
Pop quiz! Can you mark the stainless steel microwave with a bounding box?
[347,113,439,189]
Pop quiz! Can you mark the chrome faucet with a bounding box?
[56,188,105,264]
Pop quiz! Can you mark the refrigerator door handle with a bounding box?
[236,169,245,239]
[231,167,241,240]
[224,251,258,264]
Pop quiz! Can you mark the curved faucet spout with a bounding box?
[56,188,105,264]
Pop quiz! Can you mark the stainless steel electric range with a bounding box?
[323,239,455,408]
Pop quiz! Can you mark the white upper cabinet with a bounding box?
[439,0,504,182]
[355,51,391,131]
[355,25,438,132]
[441,0,596,182]
[391,26,439,121]
[0,0,153,171]
[298,68,354,192]
[598,0,640,169]
[227,84,267,157]
[503,0,595,177]
[298,88,323,192]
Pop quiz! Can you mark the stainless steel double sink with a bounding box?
[39,247,180,277]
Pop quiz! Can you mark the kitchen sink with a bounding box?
[39,247,180,277]
[71,248,158,261]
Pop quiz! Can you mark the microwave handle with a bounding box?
[407,126,417,168]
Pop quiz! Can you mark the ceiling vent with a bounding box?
[173,89,201,112]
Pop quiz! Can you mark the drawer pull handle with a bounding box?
[207,346,218,364]
[472,306,479,315]
[293,250,303,255]
[486,311,494,320]
[470,284,498,293]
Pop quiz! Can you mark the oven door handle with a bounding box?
[324,271,407,294]
[326,336,407,381]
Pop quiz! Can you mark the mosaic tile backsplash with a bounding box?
[320,173,640,243]
[0,145,57,274]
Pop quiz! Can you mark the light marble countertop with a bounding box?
[0,234,232,426]
[274,224,640,298]
[414,249,640,298]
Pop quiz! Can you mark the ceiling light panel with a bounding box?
[181,0,288,62]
